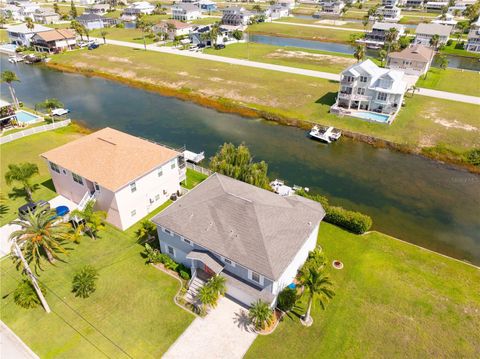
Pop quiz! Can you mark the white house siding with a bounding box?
[272,222,319,295]
[45,161,92,204]
[114,157,181,230]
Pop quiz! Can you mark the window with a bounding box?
[157,168,163,177]
[182,237,192,245]
[130,182,137,193]
[162,228,173,236]
[131,209,136,217]
[50,162,60,173]
[155,194,160,201]
[223,257,235,267]
[167,246,175,256]
[72,172,83,185]
[171,161,176,169]
[357,88,366,95]
[251,272,260,283]
[360,76,368,83]
[377,92,388,101]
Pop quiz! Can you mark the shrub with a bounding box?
[465,149,480,166]
[72,266,98,298]
[249,300,273,330]
[163,256,179,271]
[277,287,297,312]
[144,243,162,263]
[446,39,453,46]
[14,279,46,309]
[326,206,372,234]
[179,270,190,280]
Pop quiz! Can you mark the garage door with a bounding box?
[226,283,256,307]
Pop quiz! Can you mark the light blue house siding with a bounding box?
[157,227,274,290]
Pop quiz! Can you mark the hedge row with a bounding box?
[296,190,372,234]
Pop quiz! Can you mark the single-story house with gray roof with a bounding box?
[152,173,326,307]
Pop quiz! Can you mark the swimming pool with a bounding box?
[16,110,41,124]
[352,111,391,124]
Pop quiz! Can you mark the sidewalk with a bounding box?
[0,321,39,359]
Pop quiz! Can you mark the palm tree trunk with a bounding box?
[8,84,19,109]
[14,243,51,313]
[304,294,313,323]
[24,183,33,202]
[44,247,55,263]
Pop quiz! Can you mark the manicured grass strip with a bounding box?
[246,223,480,358]
[416,68,480,97]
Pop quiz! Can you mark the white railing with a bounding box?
[0,120,71,145]
[186,162,213,176]
[78,191,96,212]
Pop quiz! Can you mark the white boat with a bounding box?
[270,179,295,196]
[309,125,341,144]
[51,108,70,116]
[8,55,23,63]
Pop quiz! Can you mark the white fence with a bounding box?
[0,120,71,145]
[186,162,213,176]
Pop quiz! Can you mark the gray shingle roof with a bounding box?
[152,173,325,280]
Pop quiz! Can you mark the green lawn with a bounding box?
[439,41,480,59]
[47,45,480,154]
[247,22,353,43]
[89,27,157,45]
[0,124,85,226]
[190,17,221,25]
[204,42,356,73]
[182,168,208,190]
[247,223,480,358]
[416,68,480,97]
[0,29,8,42]
[274,16,368,30]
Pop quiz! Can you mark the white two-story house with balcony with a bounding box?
[41,127,186,230]
[466,18,480,53]
[152,173,326,307]
[331,59,407,123]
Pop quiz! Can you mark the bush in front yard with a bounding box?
[14,279,46,309]
[72,266,98,299]
[277,287,297,312]
[179,271,190,280]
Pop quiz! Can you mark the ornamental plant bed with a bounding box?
[257,309,284,335]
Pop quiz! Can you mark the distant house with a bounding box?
[77,13,118,30]
[279,0,296,10]
[331,59,407,121]
[318,1,345,15]
[153,20,195,40]
[121,1,154,20]
[466,17,480,53]
[199,0,217,12]
[17,1,39,21]
[32,29,77,53]
[7,23,51,46]
[405,0,423,7]
[0,4,22,21]
[358,22,405,47]
[86,4,111,15]
[425,1,448,10]
[152,173,326,308]
[265,4,290,20]
[382,0,398,6]
[190,24,234,46]
[33,8,61,24]
[221,7,253,26]
[414,23,452,46]
[375,5,402,22]
[172,3,202,21]
[41,128,187,231]
[386,45,435,75]
[431,13,457,26]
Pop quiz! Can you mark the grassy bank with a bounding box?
[46,45,480,168]
[247,223,480,358]
[417,68,480,97]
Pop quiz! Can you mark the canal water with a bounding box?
[250,34,480,71]
[1,57,479,265]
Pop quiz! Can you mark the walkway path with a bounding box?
[163,297,257,359]
[0,321,39,359]
[93,38,480,105]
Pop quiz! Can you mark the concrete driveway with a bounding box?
[163,297,257,359]
[0,321,39,359]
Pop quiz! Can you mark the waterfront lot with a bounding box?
[247,223,480,358]
[416,68,480,97]
[48,45,480,153]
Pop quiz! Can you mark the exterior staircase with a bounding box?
[184,276,206,304]
[78,191,96,211]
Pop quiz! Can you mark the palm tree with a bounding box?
[100,30,108,44]
[53,3,60,14]
[429,34,440,49]
[385,27,399,56]
[10,206,72,268]
[5,162,39,202]
[70,200,106,240]
[208,275,226,298]
[70,0,78,19]
[72,265,98,298]
[353,44,365,62]
[25,17,34,30]
[1,70,20,109]
[136,15,152,51]
[408,85,418,97]
[197,285,217,312]
[438,54,449,70]
[71,20,84,41]
[378,49,387,67]
[209,22,220,47]
[36,98,64,118]
[362,16,369,33]
[248,300,273,330]
[83,26,90,41]
[299,267,335,326]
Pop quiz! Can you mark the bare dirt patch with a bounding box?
[266,49,355,66]
[107,56,132,64]
[316,20,348,25]
[434,119,478,131]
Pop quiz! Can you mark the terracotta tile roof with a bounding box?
[156,19,194,30]
[41,127,180,192]
[388,45,434,62]
[35,29,76,42]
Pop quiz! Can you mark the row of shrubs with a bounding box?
[144,244,191,280]
[296,190,372,234]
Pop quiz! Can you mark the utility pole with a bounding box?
[14,242,51,313]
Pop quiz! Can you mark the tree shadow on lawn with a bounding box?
[41,179,56,192]
[0,204,9,220]
[315,92,337,106]
[7,184,40,202]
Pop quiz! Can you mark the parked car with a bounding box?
[197,43,206,49]
[214,44,225,50]
[88,43,100,50]
[18,200,50,216]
